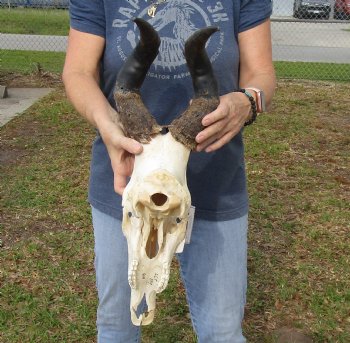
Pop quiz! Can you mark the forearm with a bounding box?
[63,71,117,134]
[62,28,119,136]
[238,19,276,111]
[239,69,276,111]
[62,28,143,194]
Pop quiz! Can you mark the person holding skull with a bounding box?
[63,0,276,342]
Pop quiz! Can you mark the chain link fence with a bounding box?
[0,0,68,8]
[0,0,349,81]
[273,0,350,81]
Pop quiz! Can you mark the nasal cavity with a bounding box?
[151,193,168,206]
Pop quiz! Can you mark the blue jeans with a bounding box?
[92,206,248,343]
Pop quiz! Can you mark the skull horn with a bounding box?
[185,26,220,98]
[169,27,220,150]
[114,18,162,143]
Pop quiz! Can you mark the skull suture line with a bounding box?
[113,18,219,325]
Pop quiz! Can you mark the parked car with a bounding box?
[335,0,350,19]
[293,0,331,19]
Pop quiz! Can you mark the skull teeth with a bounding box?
[128,259,139,289]
[156,263,170,292]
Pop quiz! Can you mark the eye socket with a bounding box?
[176,218,182,224]
[150,193,168,206]
[128,212,132,218]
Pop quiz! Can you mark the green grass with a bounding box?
[0,78,349,342]
[275,61,350,81]
[243,81,350,341]
[0,8,69,35]
[0,50,65,74]
[1,50,350,82]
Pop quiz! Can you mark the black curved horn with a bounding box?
[114,18,161,143]
[184,27,219,98]
[169,27,220,150]
[116,18,161,92]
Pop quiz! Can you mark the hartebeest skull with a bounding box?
[113,18,219,325]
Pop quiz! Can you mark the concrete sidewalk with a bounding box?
[0,88,53,127]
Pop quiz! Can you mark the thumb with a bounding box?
[118,136,143,155]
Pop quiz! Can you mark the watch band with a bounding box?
[236,89,257,126]
[245,87,265,113]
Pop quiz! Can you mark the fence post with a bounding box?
[330,0,335,19]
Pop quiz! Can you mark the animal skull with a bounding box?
[113,18,219,325]
[122,134,190,325]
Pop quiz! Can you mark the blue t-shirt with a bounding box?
[69,0,272,221]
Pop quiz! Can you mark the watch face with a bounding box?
[246,87,265,113]
[258,91,266,113]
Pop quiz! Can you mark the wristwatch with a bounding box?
[245,87,266,113]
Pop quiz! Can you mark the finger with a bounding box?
[114,172,127,195]
[110,151,135,191]
[117,136,143,155]
[196,118,229,144]
[205,131,236,153]
[196,134,220,152]
[202,104,228,126]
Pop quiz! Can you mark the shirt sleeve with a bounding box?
[69,0,106,38]
[239,0,273,33]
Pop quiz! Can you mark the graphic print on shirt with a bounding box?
[113,0,229,79]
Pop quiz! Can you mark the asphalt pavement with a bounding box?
[271,20,350,63]
[0,33,67,52]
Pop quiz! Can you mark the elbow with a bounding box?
[61,62,78,87]
[266,76,276,112]
[62,65,100,90]
[61,69,74,105]
[61,64,71,91]
[267,69,277,112]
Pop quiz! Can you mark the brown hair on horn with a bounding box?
[169,27,220,150]
[114,18,162,143]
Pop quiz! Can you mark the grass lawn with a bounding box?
[1,50,350,82]
[0,50,66,74]
[0,8,69,35]
[0,73,349,342]
[274,61,350,82]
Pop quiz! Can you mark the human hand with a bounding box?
[195,92,252,152]
[98,114,143,195]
